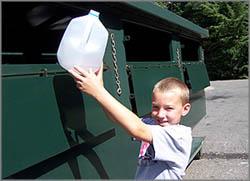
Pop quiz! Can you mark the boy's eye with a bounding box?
[165,107,174,110]
[152,105,159,109]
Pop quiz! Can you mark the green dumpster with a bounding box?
[2,2,209,179]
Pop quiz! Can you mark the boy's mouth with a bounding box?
[155,119,170,126]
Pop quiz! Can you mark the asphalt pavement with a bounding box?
[184,79,249,180]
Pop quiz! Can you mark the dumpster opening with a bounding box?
[180,37,200,61]
[2,3,77,64]
[123,21,171,62]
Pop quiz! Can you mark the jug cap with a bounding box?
[89,10,100,17]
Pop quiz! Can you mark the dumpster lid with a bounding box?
[122,2,209,39]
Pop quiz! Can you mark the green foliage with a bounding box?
[155,1,249,80]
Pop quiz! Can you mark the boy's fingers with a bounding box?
[73,66,89,77]
[68,69,84,81]
[76,80,83,88]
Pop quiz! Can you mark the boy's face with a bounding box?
[151,90,190,126]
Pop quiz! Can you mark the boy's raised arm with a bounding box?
[68,65,152,143]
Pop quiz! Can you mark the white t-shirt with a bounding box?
[135,117,192,180]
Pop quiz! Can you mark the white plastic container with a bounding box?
[57,10,108,71]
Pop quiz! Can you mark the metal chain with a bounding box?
[176,48,182,69]
[110,32,122,96]
[201,50,204,62]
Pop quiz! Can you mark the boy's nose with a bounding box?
[157,109,166,118]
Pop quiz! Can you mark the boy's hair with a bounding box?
[153,77,190,105]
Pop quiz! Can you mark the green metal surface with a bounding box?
[169,35,184,80]
[184,62,210,93]
[2,64,65,77]
[39,163,75,179]
[188,137,205,164]
[2,68,139,179]
[182,90,207,128]
[125,2,209,38]
[2,75,69,177]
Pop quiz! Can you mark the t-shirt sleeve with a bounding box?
[148,125,192,169]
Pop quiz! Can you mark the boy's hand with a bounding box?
[68,64,104,97]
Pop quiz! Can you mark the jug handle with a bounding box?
[81,18,95,45]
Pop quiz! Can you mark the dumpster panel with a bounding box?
[38,163,74,179]
[2,70,139,179]
[2,76,69,177]
[184,62,210,93]
[182,90,207,128]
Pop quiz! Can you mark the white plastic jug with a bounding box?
[57,10,108,72]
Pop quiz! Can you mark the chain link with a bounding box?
[176,48,182,69]
[201,50,204,61]
[110,33,122,96]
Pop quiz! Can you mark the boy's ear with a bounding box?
[182,103,191,116]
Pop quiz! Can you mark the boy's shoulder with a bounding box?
[162,124,192,140]
[163,123,191,132]
[141,114,157,125]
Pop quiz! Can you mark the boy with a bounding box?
[69,64,192,180]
